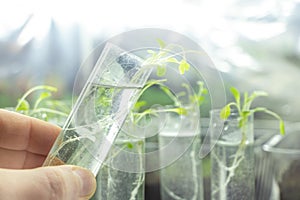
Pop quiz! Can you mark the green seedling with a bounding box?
[131,80,207,125]
[220,86,285,137]
[144,39,191,77]
[128,39,207,126]
[14,85,69,121]
[213,86,285,193]
[134,41,207,200]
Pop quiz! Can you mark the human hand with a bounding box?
[0,109,96,199]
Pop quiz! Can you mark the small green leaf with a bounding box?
[157,38,166,49]
[33,91,53,110]
[230,87,240,106]
[38,92,52,103]
[220,105,231,119]
[157,65,166,76]
[178,60,190,74]
[16,99,30,111]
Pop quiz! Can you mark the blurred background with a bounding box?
[1,0,300,121]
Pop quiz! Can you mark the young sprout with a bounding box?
[182,81,208,106]
[220,86,285,135]
[131,39,208,122]
[131,80,207,125]
[14,85,69,119]
[212,87,285,195]
[144,39,190,77]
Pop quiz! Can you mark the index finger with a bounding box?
[0,109,61,155]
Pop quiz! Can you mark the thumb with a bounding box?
[0,165,96,200]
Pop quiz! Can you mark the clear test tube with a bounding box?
[43,43,152,175]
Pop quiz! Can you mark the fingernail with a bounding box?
[72,167,96,197]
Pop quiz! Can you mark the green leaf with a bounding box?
[220,105,231,119]
[157,65,166,76]
[33,91,53,110]
[16,99,30,111]
[38,92,52,103]
[157,38,166,49]
[166,57,179,63]
[178,60,190,74]
[230,87,240,107]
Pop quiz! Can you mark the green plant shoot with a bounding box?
[14,85,69,119]
[213,87,285,193]
[144,39,190,76]
[131,79,207,124]
[220,87,285,135]
[130,39,207,124]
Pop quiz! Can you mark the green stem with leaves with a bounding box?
[214,86,285,195]
[14,85,69,118]
[220,87,285,136]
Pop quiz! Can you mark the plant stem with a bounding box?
[15,85,57,111]
[129,141,145,200]
[30,108,68,117]
[212,118,249,196]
